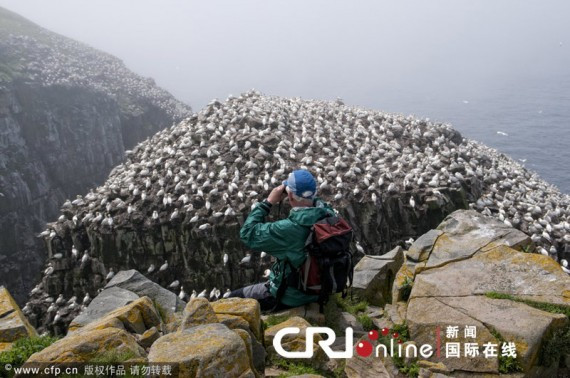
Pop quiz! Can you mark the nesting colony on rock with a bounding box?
[28,91,569,333]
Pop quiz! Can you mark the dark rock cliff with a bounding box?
[0,6,192,303]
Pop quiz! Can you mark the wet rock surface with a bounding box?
[0,6,191,304]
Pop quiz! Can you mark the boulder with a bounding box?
[233,328,264,377]
[264,316,327,366]
[215,313,266,373]
[25,327,146,363]
[411,245,570,305]
[148,323,254,377]
[352,247,404,306]
[138,326,160,349]
[217,313,251,332]
[344,336,391,378]
[180,298,218,331]
[420,210,531,271]
[406,229,442,262]
[105,270,185,319]
[70,296,161,335]
[0,286,37,346]
[404,210,570,375]
[211,298,262,341]
[262,302,325,326]
[69,286,139,330]
[338,312,364,333]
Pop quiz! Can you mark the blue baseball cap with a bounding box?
[283,170,317,199]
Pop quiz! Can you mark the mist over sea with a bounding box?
[365,74,570,194]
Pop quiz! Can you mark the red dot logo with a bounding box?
[381,328,390,336]
[392,332,399,339]
[356,341,373,357]
[368,330,379,340]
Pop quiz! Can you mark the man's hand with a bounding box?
[267,184,287,205]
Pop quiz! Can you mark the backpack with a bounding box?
[274,213,354,313]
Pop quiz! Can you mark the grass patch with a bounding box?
[487,326,523,374]
[540,324,570,367]
[332,359,346,378]
[272,358,321,377]
[335,294,368,315]
[263,314,290,330]
[392,353,419,378]
[398,361,420,377]
[357,314,375,332]
[392,323,410,341]
[485,292,570,318]
[90,349,138,364]
[401,276,413,301]
[0,335,59,371]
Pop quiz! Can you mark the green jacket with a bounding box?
[239,198,336,307]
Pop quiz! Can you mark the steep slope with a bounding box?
[27,91,570,333]
[0,6,192,303]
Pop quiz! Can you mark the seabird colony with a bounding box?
[40,90,570,286]
[1,32,188,118]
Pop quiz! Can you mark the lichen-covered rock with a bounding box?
[264,316,328,367]
[403,210,570,375]
[180,298,218,331]
[217,313,251,332]
[69,296,161,334]
[233,328,264,377]
[411,245,570,305]
[0,286,37,346]
[105,270,186,319]
[69,286,139,330]
[352,247,404,306]
[420,210,532,271]
[148,323,254,378]
[262,303,325,326]
[25,327,145,363]
[406,229,442,262]
[138,326,160,349]
[211,298,262,341]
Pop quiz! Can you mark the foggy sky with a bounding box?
[1,0,568,111]
[1,0,569,192]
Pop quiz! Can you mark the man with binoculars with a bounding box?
[229,169,336,311]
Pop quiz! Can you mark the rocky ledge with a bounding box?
[2,210,567,377]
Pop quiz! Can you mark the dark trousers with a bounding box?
[229,282,291,312]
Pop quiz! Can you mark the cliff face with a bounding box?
[0,6,192,303]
